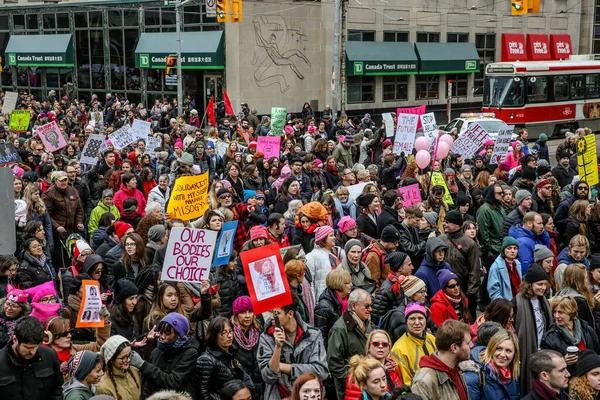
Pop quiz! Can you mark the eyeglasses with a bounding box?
[220,329,233,337]
[360,303,373,309]
[116,352,133,361]
[220,195,232,199]
[5,301,22,310]
[56,329,73,339]
[124,243,136,248]
[446,283,460,289]
[579,187,590,191]
[39,295,57,303]
[371,341,390,348]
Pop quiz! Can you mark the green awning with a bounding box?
[6,34,73,67]
[345,42,418,76]
[415,43,480,74]
[135,31,224,69]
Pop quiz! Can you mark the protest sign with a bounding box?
[431,172,454,204]
[240,242,292,314]
[398,105,426,129]
[280,244,301,260]
[257,136,281,160]
[420,113,437,143]
[270,107,287,136]
[36,121,68,152]
[79,134,105,165]
[491,125,514,164]
[393,113,419,154]
[452,123,491,159]
[217,142,228,157]
[577,135,599,186]
[382,113,395,137]
[8,110,30,132]
[2,92,18,115]
[147,136,163,152]
[213,220,238,267]
[398,183,422,207]
[160,227,218,283]
[0,143,21,166]
[108,126,135,150]
[167,172,209,220]
[88,111,104,129]
[130,119,151,143]
[346,182,368,202]
[76,280,104,328]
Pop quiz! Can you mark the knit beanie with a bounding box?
[232,296,253,316]
[315,225,334,243]
[404,302,427,318]
[577,350,600,377]
[114,278,139,304]
[437,269,458,289]
[161,312,190,338]
[100,335,130,363]
[250,225,268,241]
[380,225,400,243]
[6,288,28,304]
[66,350,99,381]
[524,263,548,283]
[73,240,92,260]
[148,225,166,243]
[385,251,409,273]
[114,221,133,239]
[220,180,232,189]
[423,212,439,227]
[591,254,600,271]
[344,239,363,256]
[537,165,551,177]
[522,167,536,181]
[174,138,183,149]
[533,244,554,263]
[515,190,532,205]
[178,152,195,166]
[455,192,469,207]
[444,210,462,226]
[338,216,357,234]
[401,276,426,297]
[243,190,257,202]
[356,193,377,209]
[502,236,519,252]
[23,281,57,303]
[217,188,232,198]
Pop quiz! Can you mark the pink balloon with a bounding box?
[436,141,450,159]
[440,134,454,148]
[415,150,431,169]
[414,136,430,152]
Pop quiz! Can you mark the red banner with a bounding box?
[223,89,235,116]
[397,105,426,129]
[206,96,216,127]
[527,34,551,61]
[240,243,292,315]
[501,34,527,62]
[550,34,572,60]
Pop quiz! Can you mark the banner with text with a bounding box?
[167,172,209,220]
[398,105,426,129]
[130,119,151,143]
[382,113,395,137]
[398,183,422,207]
[490,125,514,164]
[0,143,21,166]
[76,280,104,328]
[577,135,599,186]
[452,123,491,159]
[393,113,419,154]
[431,172,454,204]
[270,107,287,136]
[8,110,30,132]
[109,126,135,150]
[213,220,239,267]
[2,92,18,115]
[420,112,437,143]
[257,136,281,160]
[160,227,218,283]
[37,121,68,152]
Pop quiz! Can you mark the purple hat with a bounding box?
[315,225,334,243]
[437,269,458,290]
[161,312,190,338]
[232,296,253,316]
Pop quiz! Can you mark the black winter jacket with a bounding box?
[376,206,401,238]
[357,212,379,241]
[371,278,403,325]
[397,222,426,268]
[502,207,525,237]
[17,253,58,291]
[314,288,343,347]
[211,269,242,318]
[232,337,263,399]
[195,347,253,400]
[541,320,600,375]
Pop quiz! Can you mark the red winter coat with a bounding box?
[429,290,469,328]
[113,184,147,216]
[344,357,402,400]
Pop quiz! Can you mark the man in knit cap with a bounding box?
[372,251,412,323]
[363,225,400,290]
[397,205,428,268]
[503,189,532,236]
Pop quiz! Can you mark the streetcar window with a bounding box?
[586,74,600,98]
[527,77,547,103]
[554,76,569,101]
[484,76,524,107]
[570,75,585,100]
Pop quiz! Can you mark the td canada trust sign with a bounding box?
[351,61,418,76]
[7,52,72,67]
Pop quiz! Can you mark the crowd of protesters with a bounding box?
[1,90,600,400]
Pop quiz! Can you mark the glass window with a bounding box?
[474,33,496,96]
[347,76,375,103]
[125,29,140,92]
[161,10,176,26]
[148,69,164,92]
[43,14,56,30]
[13,15,25,31]
[571,75,585,99]
[90,30,105,89]
[447,33,468,43]
[89,11,102,28]
[123,9,139,27]
[108,10,123,27]
[26,15,38,31]
[587,74,600,98]
[184,5,201,25]
[416,32,440,43]
[348,30,375,41]
[447,74,468,97]
[0,16,8,31]
[110,30,124,91]
[416,75,440,99]
[527,77,547,102]
[74,12,88,28]
[383,31,409,42]
[145,9,160,26]
[76,30,91,89]
[57,13,69,29]
[553,75,569,101]
[383,75,409,101]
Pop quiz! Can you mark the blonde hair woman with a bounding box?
[347,355,391,400]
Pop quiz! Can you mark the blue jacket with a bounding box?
[487,255,522,302]
[463,346,520,400]
[508,224,550,275]
[415,237,452,303]
[557,246,590,269]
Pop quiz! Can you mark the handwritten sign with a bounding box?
[270,107,287,136]
[36,121,67,152]
[431,172,454,205]
[257,136,281,160]
[160,227,218,283]
[2,92,18,115]
[167,172,209,220]
[147,136,163,153]
[491,125,514,164]
[130,119,151,143]
[0,143,21,166]
[382,113,394,137]
[393,113,419,154]
[398,183,422,207]
[398,105,426,129]
[452,123,491,159]
[577,135,599,186]
[108,126,135,150]
[420,112,437,143]
[76,280,104,328]
[213,220,238,267]
[8,110,30,132]
[80,134,105,165]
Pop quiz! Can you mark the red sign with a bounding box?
[550,34,572,60]
[501,34,527,62]
[527,34,551,61]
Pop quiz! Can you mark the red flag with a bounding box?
[223,89,234,116]
[206,96,216,127]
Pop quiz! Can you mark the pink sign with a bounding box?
[257,136,281,160]
[397,105,426,129]
[398,183,422,207]
[36,121,68,152]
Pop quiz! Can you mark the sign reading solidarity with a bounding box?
[270,107,287,136]
[109,126,136,150]
[8,110,31,132]
[431,172,454,205]
[398,183,422,207]
[36,121,68,152]
[393,113,419,154]
[160,227,218,283]
[167,172,209,220]
[76,280,104,328]
[452,123,491,159]
[257,136,281,160]
[577,135,599,186]
[491,125,514,164]
[420,112,437,143]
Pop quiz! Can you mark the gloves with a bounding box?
[130,351,145,369]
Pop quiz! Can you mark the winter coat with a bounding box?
[357,212,379,240]
[462,346,520,400]
[332,143,353,169]
[344,357,402,400]
[371,278,403,325]
[376,206,401,238]
[532,140,549,163]
[557,286,596,332]
[502,207,525,237]
[541,320,600,375]
[113,184,147,216]
[509,224,551,275]
[411,354,469,400]
[195,347,252,400]
[305,246,340,303]
[231,333,263,400]
[257,313,329,400]
[0,299,31,349]
[210,268,241,318]
[314,288,343,348]
[384,299,438,344]
[554,247,590,290]
[552,164,576,190]
[327,311,375,400]
[562,217,596,250]
[488,255,522,302]
[397,221,426,268]
[96,366,142,400]
[17,252,58,291]
[337,259,374,293]
[147,186,171,213]
[29,209,54,249]
[0,343,63,400]
[415,237,453,303]
[42,184,84,234]
[429,289,469,327]
[110,314,139,341]
[440,230,480,298]
[475,199,506,258]
[363,240,390,290]
[140,337,198,399]
[380,160,402,191]
[390,331,437,385]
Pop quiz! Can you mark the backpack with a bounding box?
[362,243,385,270]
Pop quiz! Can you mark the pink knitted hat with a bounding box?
[232,296,253,316]
[250,225,268,241]
[338,216,357,234]
[315,225,334,243]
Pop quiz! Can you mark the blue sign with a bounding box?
[212,220,238,267]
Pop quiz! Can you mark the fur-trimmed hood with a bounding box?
[146,390,192,400]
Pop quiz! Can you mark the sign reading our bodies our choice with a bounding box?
[161,227,218,283]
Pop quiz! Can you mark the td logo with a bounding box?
[353,62,363,75]
[139,54,150,68]
[8,53,16,66]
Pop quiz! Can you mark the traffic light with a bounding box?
[230,0,242,23]
[216,0,228,23]
[165,55,177,76]
[511,0,540,15]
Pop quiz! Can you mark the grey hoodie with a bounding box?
[62,379,94,400]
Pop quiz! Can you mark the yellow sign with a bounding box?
[167,172,210,221]
[431,172,454,205]
[8,110,30,132]
[577,136,599,186]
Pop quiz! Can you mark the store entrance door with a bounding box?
[204,74,223,126]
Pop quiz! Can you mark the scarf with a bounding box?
[52,346,72,364]
[232,322,260,351]
[445,292,462,305]
[351,311,367,333]
[556,319,584,346]
[157,335,190,353]
[506,260,521,297]
[184,282,202,298]
[490,362,512,384]
[387,271,402,295]
[326,164,338,175]
[333,291,349,314]
[531,378,565,400]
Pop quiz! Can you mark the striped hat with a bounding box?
[400,275,426,297]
